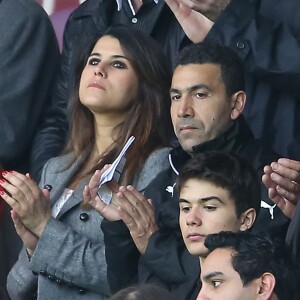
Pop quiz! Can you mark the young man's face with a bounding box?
[197,248,262,300]
[179,179,244,257]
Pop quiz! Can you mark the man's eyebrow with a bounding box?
[201,196,225,204]
[170,84,213,94]
[202,271,224,281]
[178,196,225,205]
[179,198,189,204]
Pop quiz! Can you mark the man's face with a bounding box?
[170,63,234,154]
[179,179,242,258]
[197,248,260,300]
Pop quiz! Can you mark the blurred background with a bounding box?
[36,0,84,15]
[36,0,87,50]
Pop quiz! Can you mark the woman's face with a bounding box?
[79,35,138,122]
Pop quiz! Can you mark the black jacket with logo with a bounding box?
[102,116,289,299]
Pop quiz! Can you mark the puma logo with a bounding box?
[261,200,276,220]
[166,183,176,197]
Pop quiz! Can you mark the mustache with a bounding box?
[176,118,205,129]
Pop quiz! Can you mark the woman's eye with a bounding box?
[112,61,126,69]
[88,58,100,66]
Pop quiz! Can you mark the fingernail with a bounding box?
[9,170,14,174]
[0,186,4,191]
[43,184,52,192]
[271,162,278,170]
[0,179,5,184]
[0,190,5,195]
[2,171,7,176]
[27,173,32,179]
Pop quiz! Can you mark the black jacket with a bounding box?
[102,117,289,299]
[286,200,300,260]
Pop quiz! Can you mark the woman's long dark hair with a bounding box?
[64,25,173,184]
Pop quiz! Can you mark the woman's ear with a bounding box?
[231,91,246,120]
[257,273,276,299]
[239,208,256,231]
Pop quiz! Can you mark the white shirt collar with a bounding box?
[115,0,159,13]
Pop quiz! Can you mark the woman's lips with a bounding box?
[88,82,106,90]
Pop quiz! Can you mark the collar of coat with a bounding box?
[170,116,255,173]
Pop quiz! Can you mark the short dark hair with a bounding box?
[109,284,178,300]
[204,231,300,300]
[175,42,245,96]
[177,151,261,218]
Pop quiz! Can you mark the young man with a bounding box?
[177,151,260,261]
[175,150,260,298]
[198,231,299,300]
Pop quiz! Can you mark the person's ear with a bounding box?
[230,91,246,120]
[239,208,256,231]
[256,273,276,299]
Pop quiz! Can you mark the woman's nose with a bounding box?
[94,63,107,78]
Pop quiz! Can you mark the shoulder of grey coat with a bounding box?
[133,147,171,192]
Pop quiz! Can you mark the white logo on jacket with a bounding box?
[261,200,276,220]
[166,183,176,197]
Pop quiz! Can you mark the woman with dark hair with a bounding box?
[110,284,178,300]
[2,26,172,300]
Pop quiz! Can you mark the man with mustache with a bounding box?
[89,41,288,299]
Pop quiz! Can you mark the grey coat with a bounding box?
[7,148,170,300]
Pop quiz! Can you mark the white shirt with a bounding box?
[51,188,74,218]
[115,0,159,15]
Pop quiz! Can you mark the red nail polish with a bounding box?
[0,179,5,184]
[0,190,4,195]
[9,170,14,174]
[1,171,7,176]
[0,186,4,192]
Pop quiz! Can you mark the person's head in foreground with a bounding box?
[170,42,246,155]
[178,151,261,261]
[197,231,300,300]
[109,284,178,300]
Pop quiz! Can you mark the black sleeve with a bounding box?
[286,200,300,260]
[101,219,140,293]
[29,15,75,181]
[138,171,200,293]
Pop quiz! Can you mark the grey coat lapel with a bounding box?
[56,176,90,219]
[49,154,85,206]
[45,152,90,218]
